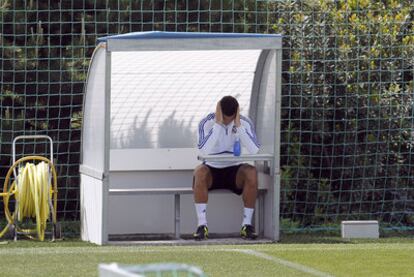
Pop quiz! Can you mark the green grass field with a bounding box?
[1,236,414,276]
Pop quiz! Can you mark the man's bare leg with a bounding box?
[193,164,212,203]
[236,164,258,209]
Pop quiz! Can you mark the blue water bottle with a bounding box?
[233,137,241,156]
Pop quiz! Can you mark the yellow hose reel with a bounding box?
[0,135,61,241]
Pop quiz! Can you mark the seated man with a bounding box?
[193,95,260,240]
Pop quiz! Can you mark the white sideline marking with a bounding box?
[236,249,334,277]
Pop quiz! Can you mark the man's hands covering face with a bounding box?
[234,107,241,127]
[215,101,223,124]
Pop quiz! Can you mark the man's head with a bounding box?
[219,96,239,125]
[220,96,239,117]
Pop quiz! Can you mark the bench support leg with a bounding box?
[256,192,265,237]
[174,194,180,239]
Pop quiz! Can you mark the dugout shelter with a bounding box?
[80,31,282,245]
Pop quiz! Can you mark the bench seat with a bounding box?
[100,148,274,239]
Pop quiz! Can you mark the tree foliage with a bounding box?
[271,0,414,228]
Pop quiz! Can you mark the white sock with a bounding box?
[242,207,254,226]
[195,203,207,226]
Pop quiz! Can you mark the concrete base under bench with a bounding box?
[107,238,273,246]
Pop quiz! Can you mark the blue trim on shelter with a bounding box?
[97,31,281,43]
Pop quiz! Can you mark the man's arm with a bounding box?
[197,115,223,154]
[237,114,260,154]
[198,102,225,154]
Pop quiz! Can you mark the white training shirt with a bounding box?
[197,113,260,168]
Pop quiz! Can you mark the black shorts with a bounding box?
[206,164,244,195]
